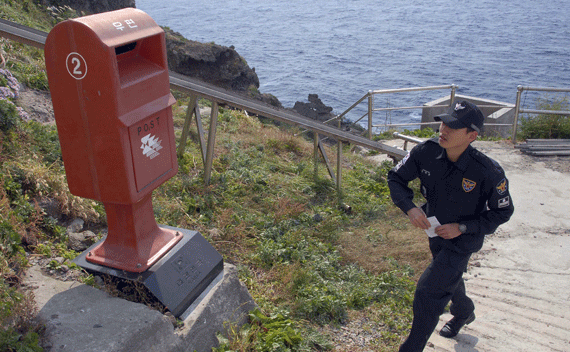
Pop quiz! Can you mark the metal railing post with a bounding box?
[314,133,319,180]
[450,85,456,105]
[512,86,523,144]
[177,94,197,158]
[204,102,219,185]
[367,91,373,139]
[337,119,342,198]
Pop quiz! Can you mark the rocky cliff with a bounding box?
[38,0,135,15]
[164,29,281,108]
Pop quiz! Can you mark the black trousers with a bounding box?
[399,238,474,352]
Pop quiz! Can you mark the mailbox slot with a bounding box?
[116,35,165,88]
[115,41,137,55]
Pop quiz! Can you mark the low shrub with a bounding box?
[0,99,19,132]
[520,96,570,139]
[214,308,330,352]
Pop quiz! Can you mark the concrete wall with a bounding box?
[421,94,515,138]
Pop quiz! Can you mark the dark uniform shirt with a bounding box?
[388,138,514,255]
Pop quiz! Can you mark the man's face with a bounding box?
[438,122,477,150]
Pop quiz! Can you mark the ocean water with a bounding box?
[135,0,570,127]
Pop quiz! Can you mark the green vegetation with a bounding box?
[1,1,47,91]
[0,109,94,350]
[160,104,421,351]
[0,99,19,131]
[0,0,54,31]
[520,96,570,139]
[213,308,319,352]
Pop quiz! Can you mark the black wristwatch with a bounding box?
[458,224,467,234]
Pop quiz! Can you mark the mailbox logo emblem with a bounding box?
[140,133,162,159]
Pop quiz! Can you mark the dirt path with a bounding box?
[422,140,570,352]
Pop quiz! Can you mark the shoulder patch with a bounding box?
[496,178,508,195]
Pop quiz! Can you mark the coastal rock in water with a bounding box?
[293,94,335,122]
[293,94,366,134]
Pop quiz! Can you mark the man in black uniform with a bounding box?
[387,100,514,352]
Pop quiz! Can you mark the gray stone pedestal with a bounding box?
[34,264,256,352]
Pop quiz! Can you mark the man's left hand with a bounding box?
[435,223,462,239]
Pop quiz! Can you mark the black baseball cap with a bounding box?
[434,100,484,133]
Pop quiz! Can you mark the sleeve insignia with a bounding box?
[496,178,508,195]
[393,152,410,172]
[498,196,510,208]
[462,178,477,192]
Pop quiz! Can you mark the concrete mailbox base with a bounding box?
[75,227,223,317]
[30,263,257,352]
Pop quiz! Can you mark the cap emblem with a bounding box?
[455,102,466,111]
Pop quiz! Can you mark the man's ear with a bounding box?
[468,131,479,143]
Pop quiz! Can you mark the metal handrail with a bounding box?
[392,132,423,151]
[0,17,410,198]
[512,86,570,143]
[370,85,458,95]
[335,92,369,122]
[334,85,457,139]
[371,84,458,137]
[340,84,570,143]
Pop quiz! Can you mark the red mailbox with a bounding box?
[45,8,181,272]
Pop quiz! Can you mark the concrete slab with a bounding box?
[40,284,180,352]
[177,263,257,351]
[28,263,256,352]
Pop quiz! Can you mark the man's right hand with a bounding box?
[406,207,430,230]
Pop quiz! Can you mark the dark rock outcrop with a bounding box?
[293,94,335,123]
[293,94,366,134]
[38,0,135,14]
[165,30,258,92]
[165,29,282,108]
